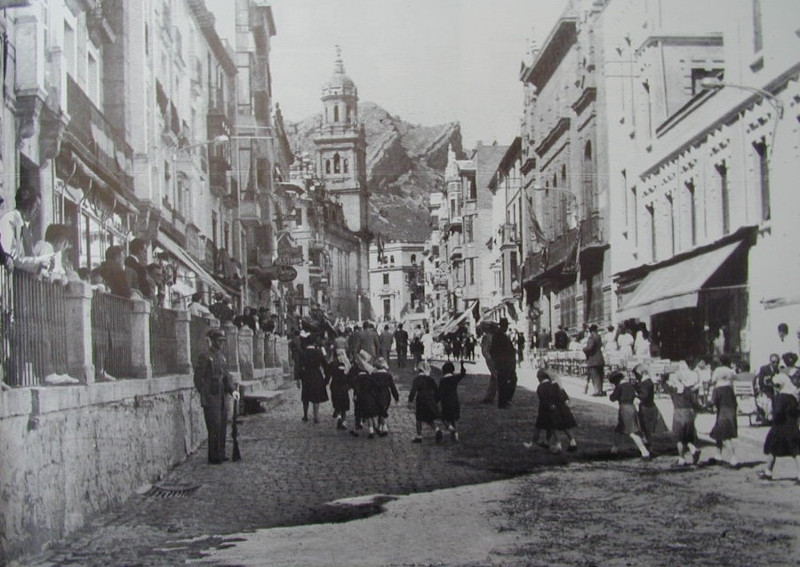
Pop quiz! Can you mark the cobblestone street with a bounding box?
[28,358,792,566]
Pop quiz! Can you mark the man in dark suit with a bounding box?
[194,329,239,464]
[125,238,153,299]
[583,324,605,396]
[754,353,780,424]
[554,325,569,350]
[490,318,518,409]
[394,323,409,367]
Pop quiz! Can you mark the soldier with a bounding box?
[194,329,239,464]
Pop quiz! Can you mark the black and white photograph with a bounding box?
[1,0,799,565]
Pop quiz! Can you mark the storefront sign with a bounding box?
[276,265,298,282]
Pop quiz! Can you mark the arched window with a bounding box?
[343,159,349,173]
[390,255,395,265]
[334,105,340,122]
[583,141,595,217]
[325,160,331,174]
[411,254,416,265]
[333,153,341,173]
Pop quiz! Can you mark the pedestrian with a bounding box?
[617,325,634,359]
[125,238,153,299]
[332,328,352,374]
[608,370,651,459]
[633,364,668,450]
[480,323,498,404]
[583,324,605,396]
[634,323,652,358]
[524,369,578,454]
[410,332,424,369]
[188,291,213,318]
[327,354,351,431]
[193,329,240,464]
[394,323,409,368]
[378,324,394,364]
[754,353,781,425]
[663,370,702,466]
[421,327,433,361]
[490,318,518,409]
[297,333,329,424]
[371,356,399,437]
[554,325,569,350]
[351,350,380,438]
[759,372,800,483]
[408,359,443,444]
[359,321,380,359]
[438,360,467,441]
[97,245,132,298]
[516,330,525,367]
[708,354,739,467]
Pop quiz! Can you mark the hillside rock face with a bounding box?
[286,102,464,242]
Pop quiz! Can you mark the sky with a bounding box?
[203,0,568,149]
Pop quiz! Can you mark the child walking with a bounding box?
[633,364,668,451]
[760,369,800,482]
[524,369,578,453]
[709,354,739,467]
[371,357,399,437]
[664,371,702,466]
[408,360,443,444]
[327,356,351,431]
[438,360,467,441]
[608,370,651,459]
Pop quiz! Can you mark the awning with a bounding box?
[156,234,221,294]
[618,241,742,320]
[436,300,478,335]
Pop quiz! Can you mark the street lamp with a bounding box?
[699,77,784,119]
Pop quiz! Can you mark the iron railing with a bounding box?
[91,291,135,380]
[0,269,69,387]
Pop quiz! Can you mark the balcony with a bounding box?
[447,215,463,232]
[580,211,605,247]
[208,156,229,197]
[500,223,518,250]
[450,242,463,260]
[308,265,323,279]
[65,76,133,185]
[238,192,262,227]
[207,107,231,139]
[309,238,325,251]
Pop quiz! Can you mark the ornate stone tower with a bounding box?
[313,47,369,233]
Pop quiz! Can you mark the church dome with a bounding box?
[323,47,357,96]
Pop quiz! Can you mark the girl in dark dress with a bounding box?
[524,369,578,453]
[408,360,443,444]
[633,364,668,450]
[709,354,739,467]
[371,357,399,437]
[438,360,468,441]
[608,370,651,459]
[664,371,702,466]
[760,373,800,482]
[327,357,351,431]
[297,334,329,424]
[350,351,380,438]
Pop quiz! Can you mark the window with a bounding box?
[686,181,697,247]
[465,215,473,243]
[383,273,389,285]
[334,153,341,174]
[64,21,76,77]
[389,255,395,265]
[647,204,656,261]
[468,258,475,285]
[754,140,770,221]
[411,254,416,265]
[691,68,724,96]
[383,299,391,320]
[296,207,303,226]
[325,160,331,174]
[717,162,730,235]
[343,159,349,174]
[87,52,99,105]
[212,211,218,246]
[334,105,340,122]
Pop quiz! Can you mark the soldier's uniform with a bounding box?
[194,331,236,464]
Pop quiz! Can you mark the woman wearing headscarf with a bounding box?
[327,354,351,431]
[709,354,739,467]
[350,350,381,438]
[371,357,399,437]
[633,364,668,451]
[297,333,329,424]
[664,369,702,466]
[759,359,800,483]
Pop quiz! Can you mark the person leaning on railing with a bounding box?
[0,185,53,274]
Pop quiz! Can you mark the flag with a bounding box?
[562,226,580,276]
[526,194,548,244]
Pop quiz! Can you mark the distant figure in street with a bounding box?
[524,369,578,454]
[194,329,239,464]
[351,350,380,438]
[608,370,651,459]
[583,324,605,396]
[421,328,433,361]
[297,333,329,424]
[554,325,569,351]
[379,324,394,364]
[394,323,409,368]
[754,353,781,425]
[490,318,517,409]
[438,360,467,442]
[708,354,739,467]
[617,326,634,359]
[603,325,617,355]
[372,357,399,437]
[516,330,525,366]
[408,360,442,444]
[359,321,380,359]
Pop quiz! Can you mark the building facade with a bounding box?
[369,239,425,323]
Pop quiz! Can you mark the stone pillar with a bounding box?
[253,330,265,370]
[264,333,275,367]
[64,281,95,383]
[276,336,290,374]
[174,307,192,374]
[130,292,152,379]
[237,326,254,381]
[223,322,239,373]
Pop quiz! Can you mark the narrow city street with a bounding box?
[26,360,800,566]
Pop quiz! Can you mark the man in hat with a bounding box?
[490,318,518,409]
[583,324,605,396]
[194,329,239,464]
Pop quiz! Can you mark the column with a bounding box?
[130,292,152,379]
[237,326,254,381]
[253,330,265,370]
[223,322,239,373]
[64,281,95,383]
[174,307,192,374]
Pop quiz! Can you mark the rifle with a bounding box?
[232,398,242,461]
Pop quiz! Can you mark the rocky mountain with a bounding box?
[286,102,465,242]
